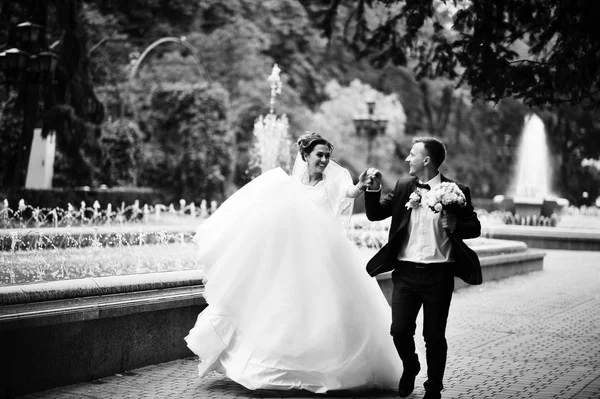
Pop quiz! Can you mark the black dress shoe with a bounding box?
[398,365,421,398]
[423,390,442,399]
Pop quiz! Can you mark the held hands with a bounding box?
[358,168,383,191]
[441,210,457,234]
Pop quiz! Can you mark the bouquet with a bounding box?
[424,182,467,213]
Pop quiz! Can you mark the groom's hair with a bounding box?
[413,136,446,168]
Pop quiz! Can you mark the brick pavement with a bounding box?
[20,250,600,399]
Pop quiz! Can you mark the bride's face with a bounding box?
[306,144,331,175]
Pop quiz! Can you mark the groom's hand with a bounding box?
[363,168,382,191]
[441,210,457,234]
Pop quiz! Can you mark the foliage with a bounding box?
[99,119,143,187]
[0,0,105,187]
[305,78,532,200]
[140,82,233,203]
[304,0,600,108]
[0,97,21,187]
[539,107,600,205]
[3,0,595,207]
[444,98,530,198]
[42,104,104,187]
[66,0,391,190]
[90,0,201,40]
[309,79,407,184]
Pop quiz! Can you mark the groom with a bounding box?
[360,137,481,399]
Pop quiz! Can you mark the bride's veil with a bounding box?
[291,151,354,226]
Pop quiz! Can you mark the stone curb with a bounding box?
[0,269,205,305]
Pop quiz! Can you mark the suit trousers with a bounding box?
[390,260,455,393]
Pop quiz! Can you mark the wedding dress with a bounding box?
[184,161,403,393]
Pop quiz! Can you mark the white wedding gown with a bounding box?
[185,167,402,393]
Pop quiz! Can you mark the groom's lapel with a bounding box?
[440,174,453,183]
[391,178,417,237]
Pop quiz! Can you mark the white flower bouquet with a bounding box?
[424,182,467,213]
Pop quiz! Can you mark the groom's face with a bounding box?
[405,143,428,176]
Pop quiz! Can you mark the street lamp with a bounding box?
[16,22,44,47]
[353,100,388,164]
[0,14,59,188]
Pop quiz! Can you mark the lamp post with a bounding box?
[353,100,388,164]
[0,8,59,188]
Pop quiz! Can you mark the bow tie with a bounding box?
[415,181,430,190]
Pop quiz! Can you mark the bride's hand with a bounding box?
[358,169,373,190]
[364,168,382,190]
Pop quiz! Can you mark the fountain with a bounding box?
[494,114,569,219]
[480,114,600,250]
[248,64,291,176]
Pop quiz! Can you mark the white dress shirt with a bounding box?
[397,173,454,264]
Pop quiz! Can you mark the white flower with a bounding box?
[405,190,422,210]
[426,182,466,213]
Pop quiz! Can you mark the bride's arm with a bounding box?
[345,182,368,198]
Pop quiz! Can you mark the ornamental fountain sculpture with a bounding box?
[249,64,291,175]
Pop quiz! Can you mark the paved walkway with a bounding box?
[21,250,600,399]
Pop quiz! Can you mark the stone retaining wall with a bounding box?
[483,225,600,251]
[0,271,205,398]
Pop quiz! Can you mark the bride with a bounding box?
[185,132,403,393]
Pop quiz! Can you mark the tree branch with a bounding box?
[508,59,548,65]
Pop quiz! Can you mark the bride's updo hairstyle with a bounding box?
[297,131,334,161]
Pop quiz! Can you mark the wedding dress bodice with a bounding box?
[293,171,353,223]
[294,178,336,214]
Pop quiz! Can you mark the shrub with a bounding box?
[99,119,143,186]
[139,82,233,204]
[0,99,23,187]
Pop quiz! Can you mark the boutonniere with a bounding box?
[405,189,422,210]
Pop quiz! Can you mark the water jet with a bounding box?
[494,114,569,219]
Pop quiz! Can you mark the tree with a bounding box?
[186,0,340,185]
[301,0,600,108]
[141,83,233,202]
[99,119,143,187]
[539,106,600,204]
[0,97,21,187]
[0,0,105,188]
[309,79,406,179]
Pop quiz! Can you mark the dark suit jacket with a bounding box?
[364,175,483,285]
